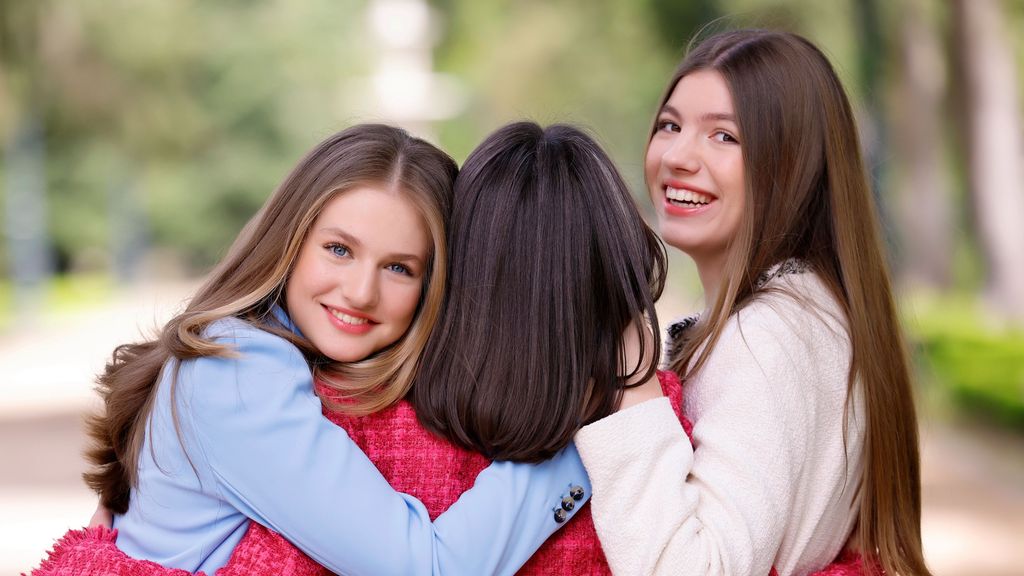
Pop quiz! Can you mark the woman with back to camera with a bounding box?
[576,29,932,576]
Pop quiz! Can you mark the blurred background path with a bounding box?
[1,281,1022,575]
[0,281,195,575]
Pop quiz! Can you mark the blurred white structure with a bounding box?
[360,0,466,140]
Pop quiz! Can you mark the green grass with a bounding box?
[0,274,115,331]
[907,296,1024,428]
[47,274,115,312]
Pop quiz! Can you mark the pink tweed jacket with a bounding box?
[317,370,691,575]
[31,370,869,575]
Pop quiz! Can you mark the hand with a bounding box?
[617,318,664,412]
[88,503,113,528]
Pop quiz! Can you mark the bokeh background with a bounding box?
[2,0,1023,574]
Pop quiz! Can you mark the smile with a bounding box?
[330,309,369,325]
[666,186,713,207]
[324,305,376,335]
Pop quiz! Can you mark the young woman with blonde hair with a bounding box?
[576,29,931,576]
[37,124,591,575]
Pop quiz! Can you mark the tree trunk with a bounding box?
[894,0,953,289]
[3,113,53,314]
[953,0,1024,321]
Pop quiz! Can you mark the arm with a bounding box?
[182,323,589,576]
[576,301,833,576]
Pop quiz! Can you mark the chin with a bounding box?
[660,234,699,255]
[316,342,365,364]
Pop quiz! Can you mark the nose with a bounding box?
[342,264,380,310]
[660,131,700,174]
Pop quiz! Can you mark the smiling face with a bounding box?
[285,185,431,363]
[646,69,746,285]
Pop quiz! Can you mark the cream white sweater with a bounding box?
[575,270,865,576]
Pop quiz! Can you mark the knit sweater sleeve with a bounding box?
[576,287,851,576]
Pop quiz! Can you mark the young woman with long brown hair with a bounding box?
[36,124,593,575]
[575,29,931,576]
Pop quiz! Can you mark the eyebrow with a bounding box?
[661,104,736,123]
[319,227,426,264]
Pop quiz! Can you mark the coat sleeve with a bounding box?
[575,299,834,576]
[179,323,590,576]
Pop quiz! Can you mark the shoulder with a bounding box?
[727,263,849,351]
[688,268,852,417]
[176,316,311,402]
[685,267,855,454]
[193,316,308,371]
[665,262,851,390]
[202,316,296,351]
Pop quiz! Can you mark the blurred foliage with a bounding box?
[1,0,367,270]
[910,297,1024,428]
[0,0,903,274]
[431,0,710,193]
[0,279,10,330]
[2,0,1024,425]
[0,274,111,331]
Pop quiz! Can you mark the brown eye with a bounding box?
[712,131,739,144]
[657,120,681,133]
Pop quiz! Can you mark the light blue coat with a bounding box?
[113,314,590,575]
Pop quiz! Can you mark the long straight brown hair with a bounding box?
[411,122,667,462]
[656,31,930,575]
[83,124,457,513]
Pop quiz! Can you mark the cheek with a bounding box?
[283,269,305,314]
[725,155,745,195]
[728,162,746,220]
[643,144,661,186]
[388,283,424,328]
[287,245,321,293]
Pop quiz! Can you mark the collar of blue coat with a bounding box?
[271,304,305,339]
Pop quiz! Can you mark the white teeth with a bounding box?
[666,187,712,205]
[330,309,369,325]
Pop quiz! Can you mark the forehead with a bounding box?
[314,186,431,255]
[665,69,735,115]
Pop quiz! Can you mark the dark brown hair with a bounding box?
[656,30,929,576]
[84,124,456,513]
[410,122,667,462]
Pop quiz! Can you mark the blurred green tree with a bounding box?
[1,0,367,275]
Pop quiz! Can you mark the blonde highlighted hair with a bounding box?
[656,30,930,576]
[84,124,456,513]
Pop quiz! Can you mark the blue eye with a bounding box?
[387,263,412,276]
[326,243,350,258]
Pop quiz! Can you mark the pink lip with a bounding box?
[322,304,376,335]
[660,181,717,217]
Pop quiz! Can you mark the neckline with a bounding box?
[666,259,809,341]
